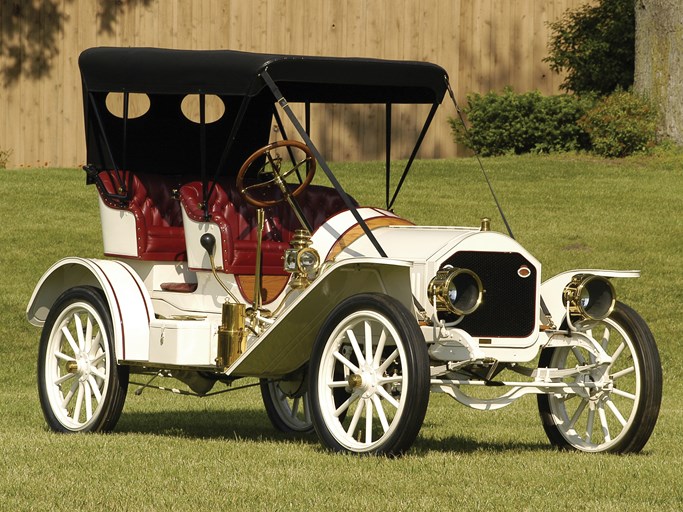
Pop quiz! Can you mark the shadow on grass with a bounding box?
[413,434,549,454]
[114,408,550,454]
[115,407,318,446]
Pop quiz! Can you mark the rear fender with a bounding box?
[26,257,153,362]
[541,269,640,327]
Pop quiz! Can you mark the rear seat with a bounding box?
[179,180,352,275]
[96,170,187,261]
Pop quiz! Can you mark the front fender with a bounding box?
[541,269,640,327]
[26,257,153,362]
[229,257,414,378]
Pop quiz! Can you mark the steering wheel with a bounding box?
[237,140,316,207]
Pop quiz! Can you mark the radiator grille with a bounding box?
[441,251,537,338]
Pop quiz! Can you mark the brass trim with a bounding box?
[326,216,414,261]
[216,302,247,369]
[563,274,616,321]
[428,268,483,316]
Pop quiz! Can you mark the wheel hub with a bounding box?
[347,365,380,399]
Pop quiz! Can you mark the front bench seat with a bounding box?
[179,180,353,275]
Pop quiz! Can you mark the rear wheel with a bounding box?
[309,293,430,455]
[260,374,314,433]
[38,286,129,433]
[537,302,662,453]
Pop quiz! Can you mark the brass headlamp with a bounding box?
[428,267,483,316]
[284,229,320,288]
[563,274,616,322]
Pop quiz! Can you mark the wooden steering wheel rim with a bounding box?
[236,139,316,207]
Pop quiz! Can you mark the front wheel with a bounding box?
[309,293,430,455]
[37,286,129,433]
[537,302,662,453]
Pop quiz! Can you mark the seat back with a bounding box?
[95,170,187,260]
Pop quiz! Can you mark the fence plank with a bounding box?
[1,0,583,167]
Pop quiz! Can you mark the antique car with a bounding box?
[27,47,662,455]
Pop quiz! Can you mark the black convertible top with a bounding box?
[79,47,448,103]
[81,47,448,218]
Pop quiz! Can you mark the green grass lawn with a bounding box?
[1,152,682,510]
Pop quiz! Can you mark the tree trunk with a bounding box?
[634,0,683,144]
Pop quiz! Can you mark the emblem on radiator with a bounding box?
[517,265,531,278]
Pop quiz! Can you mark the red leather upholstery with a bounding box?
[97,171,187,261]
[180,180,352,275]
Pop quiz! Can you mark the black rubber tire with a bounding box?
[309,293,430,455]
[537,301,662,453]
[260,377,315,434]
[38,286,129,433]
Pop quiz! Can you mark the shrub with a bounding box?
[545,0,635,95]
[449,87,592,156]
[578,90,659,157]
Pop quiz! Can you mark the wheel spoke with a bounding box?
[74,383,84,422]
[55,351,76,363]
[365,399,373,444]
[601,327,611,351]
[378,349,399,374]
[364,321,373,363]
[291,396,300,419]
[335,393,359,418]
[611,366,635,380]
[84,315,94,354]
[605,398,628,427]
[89,331,102,358]
[61,325,79,355]
[610,341,626,364]
[375,385,400,409]
[84,381,93,421]
[327,380,350,388]
[91,352,106,367]
[371,394,390,432]
[88,375,103,403]
[62,380,79,409]
[90,367,107,382]
[373,329,387,367]
[567,397,588,430]
[571,346,586,365]
[74,313,85,351]
[303,400,311,424]
[377,375,403,386]
[611,387,636,401]
[346,399,364,437]
[347,330,366,366]
[585,407,595,442]
[54,371,77,386]
[333,351,360,374]
[598,404,611,442]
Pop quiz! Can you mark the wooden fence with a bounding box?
[0,0,586,167]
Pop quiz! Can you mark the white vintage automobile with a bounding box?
[27,47,662,455]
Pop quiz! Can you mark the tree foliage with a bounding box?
[545,0,635,95]
[0,0,153,86]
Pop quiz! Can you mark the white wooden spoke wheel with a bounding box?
[309,293,429,455]
[260,377,314,433]
[537,302,662,453]
[38,287,128,433]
